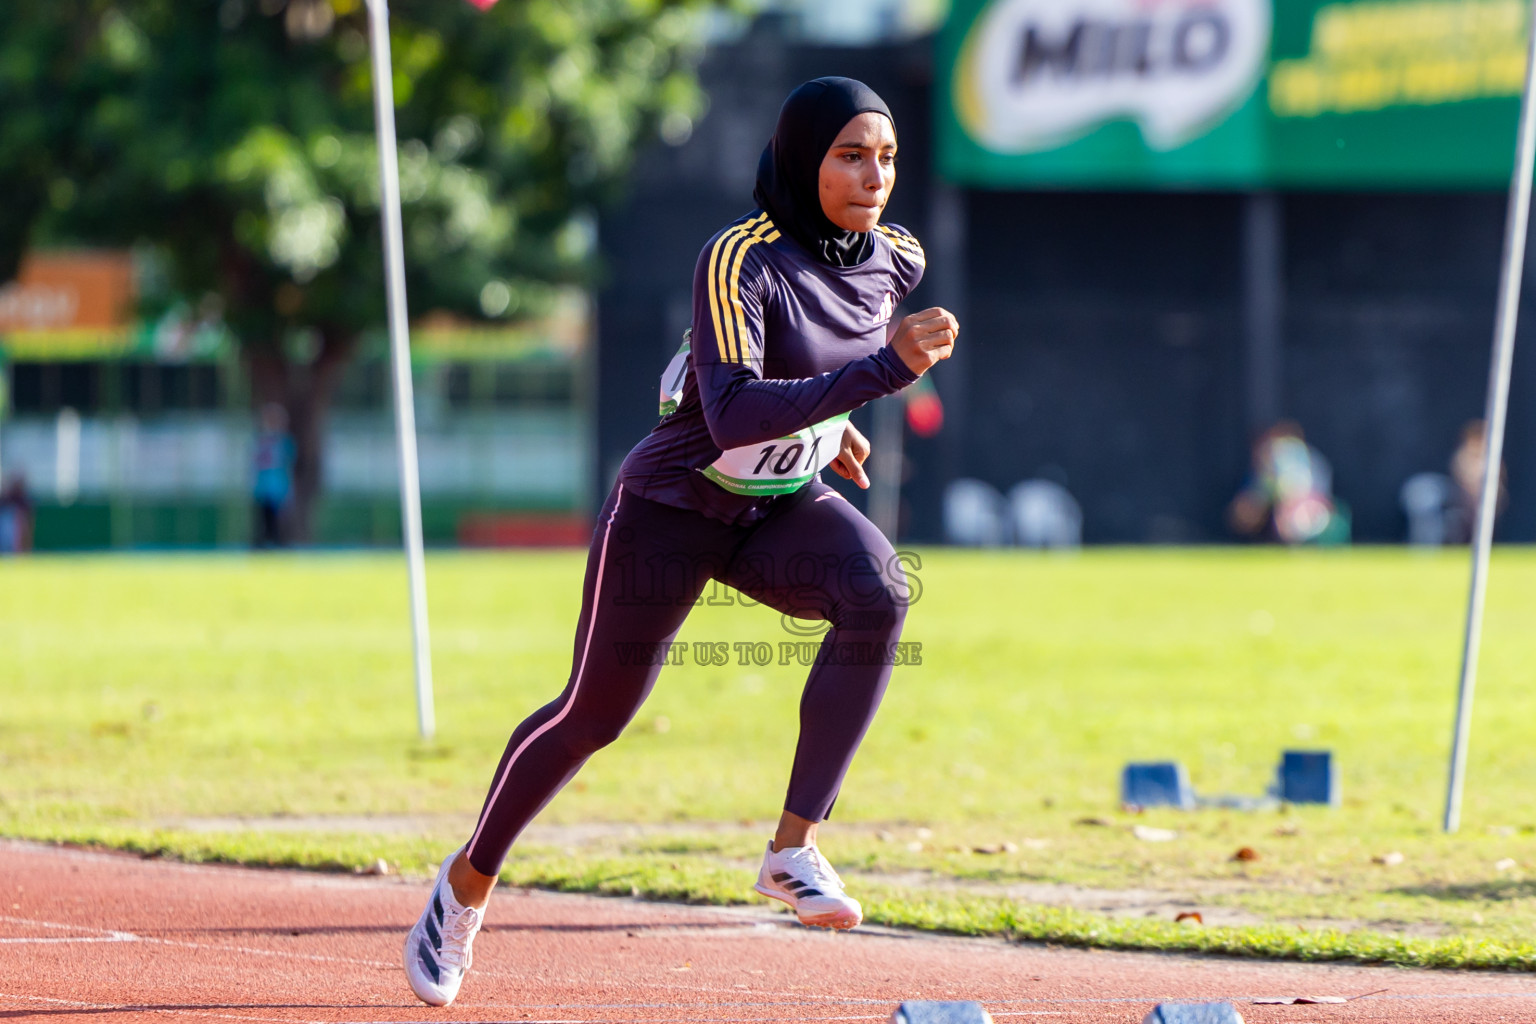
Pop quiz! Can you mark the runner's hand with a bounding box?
[830,422,871,489]
[890,307,959,377]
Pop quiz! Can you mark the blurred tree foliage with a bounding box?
[0,0,717,535]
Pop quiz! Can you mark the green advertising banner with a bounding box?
[939,0,1530,188]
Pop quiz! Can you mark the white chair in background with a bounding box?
[1400,471,1454,548]
[943,478,1008,547]
[1008,479,1082,549]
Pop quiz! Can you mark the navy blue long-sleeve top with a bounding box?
[618,210,926,524]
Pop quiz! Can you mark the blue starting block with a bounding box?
[1278,750,1338,806]
[1121,761,1196,809]
[889,1001,993,1024]
[1142,1001,1246,1023]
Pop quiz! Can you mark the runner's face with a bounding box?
[818,112,897,233]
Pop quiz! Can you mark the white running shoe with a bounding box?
[403,849,485,1007]
[754,840,863,929]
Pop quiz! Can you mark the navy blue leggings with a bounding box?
[464,480,910,875]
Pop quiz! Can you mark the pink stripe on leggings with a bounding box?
[465,484,624,859]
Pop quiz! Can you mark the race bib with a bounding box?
[701,412,850,495]
[656,328,848,496]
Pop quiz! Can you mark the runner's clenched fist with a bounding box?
[890,306,959,377]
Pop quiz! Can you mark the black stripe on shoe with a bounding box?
[424,913,441,948]
[784,880,807,891]
[417,938,441,983]
[772,872,794,883]
[433,891,445,925]
[797,888,823,897]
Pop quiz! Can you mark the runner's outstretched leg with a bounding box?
[463,484,731,876]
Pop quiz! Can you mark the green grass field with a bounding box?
[4,548,1536,968]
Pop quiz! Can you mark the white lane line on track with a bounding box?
[0,992,330,1024]
[0,996,898,1024]
[0,936,139,943]
[1,915,397,968]
[980,994,1536,1004]
[0,914,139,943]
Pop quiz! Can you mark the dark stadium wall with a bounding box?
[958,191,1250,543]
[1281,193,1532,544]
[598,20,1536,544]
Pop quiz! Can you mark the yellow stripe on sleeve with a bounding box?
[723,218,778,363]
[710,214,769,363]
[704,228,736,361]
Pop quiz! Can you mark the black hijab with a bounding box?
[752,77,893,268]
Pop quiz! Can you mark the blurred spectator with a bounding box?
[943,478,1008,546]
[1448,419,1507,543]
[1228,421,1350,545]
[1008,479,1082,549]
[1400,472,1455,547]
[253,403,295,549]
[0,473,34,554]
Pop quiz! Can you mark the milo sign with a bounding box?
[939,0,1528,189]
[952,0,1271,153]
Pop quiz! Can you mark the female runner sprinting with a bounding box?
[405,76,959,1007]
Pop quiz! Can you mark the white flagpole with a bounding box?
[365,0,435,740]
[1443,3,1536,833]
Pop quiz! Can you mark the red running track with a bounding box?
[3,840,1535,1023]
